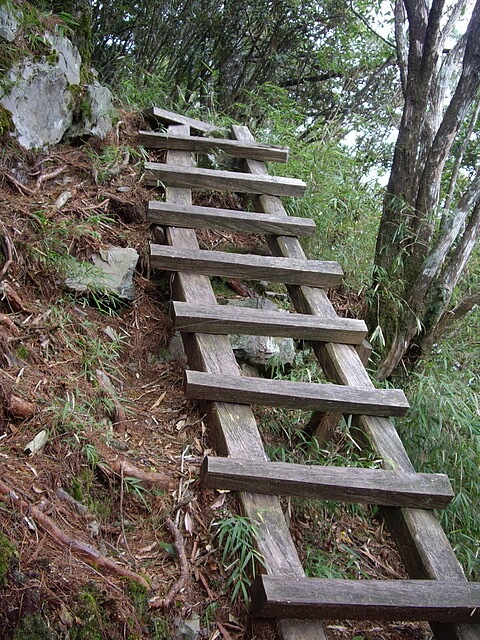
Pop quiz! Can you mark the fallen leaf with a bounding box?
[149,390,167,410]
[211,493,226,509]
[138,541,157,554]
[24,430,49,455]
[184,511,193,535]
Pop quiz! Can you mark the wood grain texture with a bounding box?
[185,371,410,417]
[251,576,480,622]
[139,130,289,162]
[201,457,454,509]
[173,301,368,344]
[144,106,222,133]
[162,124,328,640]
[232,125,480,640]
[148,200,316,236]
[150,245,343,287]
[144,162,306,197]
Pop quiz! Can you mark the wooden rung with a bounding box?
[184,371,410,417]
[144,107,223,133]
[150,245,343,288]
[201,457,454,509]
[144,162,306,198]
[251,576,480,622]
[173,301,368,345]
[147,201,316,237]
[139,131,289,163]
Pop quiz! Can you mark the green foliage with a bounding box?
[0,105,13,135]
[212,513,266,605]
[398,311,480,580]
[237,84,381,289]
[12,612,56,640]
[123,477,150,511]
[69,586,106,640]
[25,209,117,298]
[0,532,17,586]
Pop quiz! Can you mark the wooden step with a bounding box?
[139,131,289,163]
[201,456,454,509]
[144,106,223,133]
[173,301,368,345]
[148,201,316,237]
[251,576,480,622]
[150,245,343,288]
[144,162,306,197]
[184,371,410,417]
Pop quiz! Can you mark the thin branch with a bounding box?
[440,0,470,47]
[434,290,480,338]
[0,231,13,280]
[395,0,408,96]
[149,518,189,609]
[442,96,480,225]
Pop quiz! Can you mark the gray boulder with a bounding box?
[2,57,75,149]
[225,297,296,369]
[0,10,114,149]
[66,247,139,300]
[0,6,21,42]
[65,80,114,141]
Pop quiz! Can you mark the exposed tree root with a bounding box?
[0,479,151,590]
[108,459,173,489]
[0,281,29,312]
[149,518,189,608]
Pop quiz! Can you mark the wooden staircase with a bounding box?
[141,107,480,639]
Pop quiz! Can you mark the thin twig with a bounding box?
[119,463,137,568]
[36,165,68,190]
[1,170,36,196]
[0,231,13,280]
[149,518,189,608]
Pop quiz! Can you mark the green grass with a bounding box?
[212,513,266,606]
[398,310,480,579]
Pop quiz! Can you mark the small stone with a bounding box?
[175,615,201,640]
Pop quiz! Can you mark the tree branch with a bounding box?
[395,0,409,96]
[434,290,480,339]
[149,518,189,609]
[442,96,480,224]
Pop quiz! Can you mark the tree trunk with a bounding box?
[370,0,480,379]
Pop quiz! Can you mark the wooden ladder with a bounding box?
[140,108,480,639]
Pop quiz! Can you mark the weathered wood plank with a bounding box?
[150,245,343,288]
[201,457,454,509]
[184,371,410,417]
[144,162,307,197]
[148,201,316,236]
[162,124,328,640]
[144,106,223,133]
[232,125,480,640]
[173,301,368,344]
[251,576,480,623]
[139,130,289,162]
